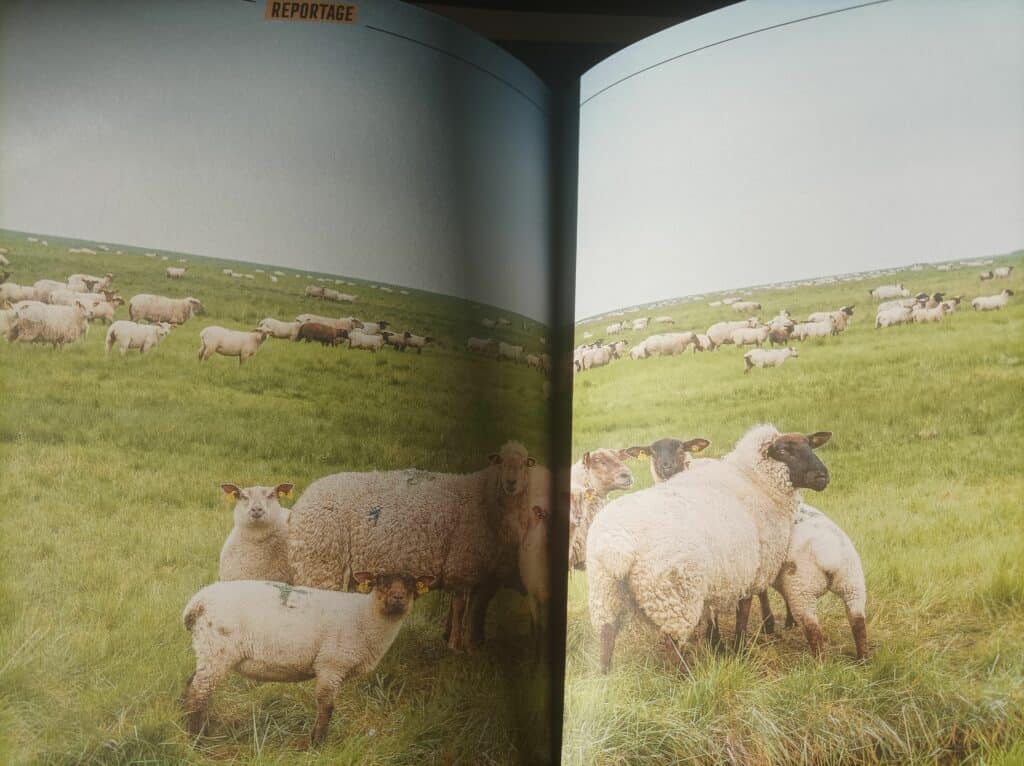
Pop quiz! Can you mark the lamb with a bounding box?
[218,483,295,582]
[105,320,171,355]
[498,341,524,362]
[6,301,90,348]
[586,425,831,672]
[402,332,433,353]
[869,284,910,299]
[258,318,302,340]
[761,504,868,659]
[297,322,347,346]
[730,325,770,347]
[731,300,761,312]
[874,305,914,328]
[198,326,269,364]
[165,266,187,279]
[621,437,709,484]
[568,448,634,570]
[993,266,1013,279]
[744,347,798,372]
[707,318,757,347]
[182,572,435,744]
[129,294,204,325]
[287,441,539,651]
[971,289,1014,311]
[348,329,384,351]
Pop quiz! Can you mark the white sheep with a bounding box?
[731,300,761,313]
[295,314,363,333]
[198,326,269,364]
[165,266,187,279]
[706,318,757,347]
[257,318,302,340]
[792,318,837,340]
[874,305,913,328]
[359,321,389,335]
[129,294,204,325]
[730,325,770,347]
[6,301,90,348]
[67,272,113,293]
[218,483,294,582]
[744,346,798,372]
[579,345,612,370]
[767,503,868,660]
[654,316,675,324]
[467,337,495,354]
[642,332,697,356]
[911,304,950,323]
[586,425,831,672]
[498,341,524,362]
[993,266,1013,279]
[694,334,714,352]
[605,322,623,334]
[869,284,910,299]
[105,320,172,355]
[348,330,384,352]
[0,283,36,304]
[32,279,68,302]
[631,317,651,331]
[971,289,1014,311]
[182,573,435,744]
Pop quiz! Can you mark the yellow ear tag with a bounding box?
[356,581,371,594]
[416,581,430,595]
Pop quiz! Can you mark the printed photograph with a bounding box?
[564,1,1024,764]
[0,1,556,764]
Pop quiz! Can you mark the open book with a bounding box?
[2,0,1021,763]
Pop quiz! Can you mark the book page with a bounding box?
[0,1,557,763]
[566,1,1023,763]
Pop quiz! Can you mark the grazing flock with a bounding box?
[572,262,1016,377]
[569,426,867,672]
[183,440,552,745]
[0,250,445,363]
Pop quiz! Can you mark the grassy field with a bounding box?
[0,229,554,765]
[564,252,1024,765]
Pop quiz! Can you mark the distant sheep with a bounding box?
[105,320,172,355]
[993,266,1013,279]
[498,341,524,362]
[129,295,204,325]
[744,347,798,372]
[166,267,187,279]
[707,318,757,347]
[971,289,1014,311]
[348,330,384,352]
[731,301,761,313]
[467,337,495,354]
[869,284,910,299]
[198,326,269,364]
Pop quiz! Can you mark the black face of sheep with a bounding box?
[624,437,710,482]
[355,572,436,618]
[766,432,831,491]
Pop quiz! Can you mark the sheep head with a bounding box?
[765,432,831,491]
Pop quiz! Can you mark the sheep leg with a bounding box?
[848,608,868,661]
[310,674,342,746]
[466,581,497,650]
[599,622,620,674]
[734,596,752,650]
[183,664,229,736]
[800,613,826,657]
[759,590,776,635]
[784,600,796,629]
[447,593,466,651]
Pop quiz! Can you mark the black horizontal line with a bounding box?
[364,24,547,113]
[581,0,893,107]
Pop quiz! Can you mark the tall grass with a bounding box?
[564,251,1024,765]
[0,230,553,765]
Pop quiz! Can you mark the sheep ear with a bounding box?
[621,446,648,459]
[487,453,502,465]
[527,457,536,467]
[415,576,435,594]
[220,484,240,501]
[807,432,832,448]
[683,438,710,454]
[275,483,294,499]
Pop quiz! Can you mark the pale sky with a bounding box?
[576,0,1024,319]
[0,0,552,321]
